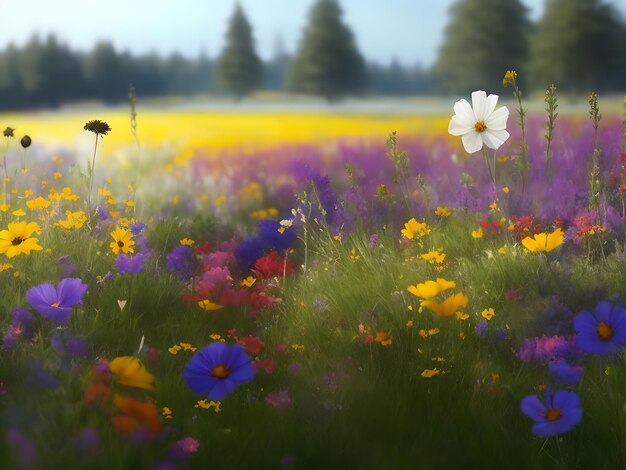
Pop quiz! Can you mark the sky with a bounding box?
[0,0,624,66]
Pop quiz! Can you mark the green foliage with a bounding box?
[288,0,367,101]
[435,0,530,94]
[215,4,263,100]
[529,0,625,92]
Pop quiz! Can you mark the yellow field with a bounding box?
[0,110,450,157]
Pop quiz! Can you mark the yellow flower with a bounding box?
[350,247,360,262]
[195,400,222,412]
[12,209,25,217]
[420,250,446,264]
[109,356,155,390]
[23,190,33,197]
[375,332,393,346]
[240,276,257,288]
[435,206,451,217]
[291,343,305,351]
[421,292,469,317]
[502,186,509,194]
[521,228,564,253]
[421,368,442,378]
[418,328,441,338]
[455,312,470,321]
[407,278,456,300]
[180,238,195,246]
[168,345,182,355]
[162,407,173,419]
[406,320,414,328]
[471,227,483,239]
[53,172,62,180]
[110,228,135,255]
[481,308,495,320]
[26,197,51,210]
[56,211,87,230]
[0,221,43,258]
[179,342,197,352]
[214,195,226,206]
[0,263,13,272]
[198,299,223,311]
[401,218,431,239]
[502,70,517,87]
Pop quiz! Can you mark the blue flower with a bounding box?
[548,359,583,385]
[117,252,149,274]
[573,301,626,354]
[184,342,256,401]
[25,278,88,326]
[166,245,196,280]
[257,219,296,251]
[235,237,267,269]
[520,389,582,437]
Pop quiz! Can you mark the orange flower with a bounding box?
[111,395,163,437]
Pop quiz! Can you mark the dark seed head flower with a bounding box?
[84,120,111,135]
[3,127,15,137]
[20,135,31,148]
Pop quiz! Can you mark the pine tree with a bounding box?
[530,0,624,92]
[288,0,367,101]
[215,3,262,100]
[434,0,530,94]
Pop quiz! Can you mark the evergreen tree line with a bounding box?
[0,0,623,109]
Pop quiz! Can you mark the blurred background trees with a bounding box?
[215,3,263,100]
[434,0,531,94]
[0,0,623,109]
[287,0,367,101]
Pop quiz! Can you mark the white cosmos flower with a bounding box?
[448,90,510,154]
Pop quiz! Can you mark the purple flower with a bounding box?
[166,245,196,280]
[75,427,99,455]
[56,255,76,277]
[129,222,145,236]
[166,437,200,462]
[25,278,88,326]
[235,237,267,269]
[7,428,38,468]
[517,335,580,363]
[183,342,256,401]
[520,389,582,437]
[116,252,149,274]
[257,219,297,251]
[475,320,488,336]
[26,361,59,389]
[3,308,35,348]
[97,206,110,221]
[548,360,583,385]
[574,301,626,354]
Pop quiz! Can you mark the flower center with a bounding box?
[211,365,230,379]
[474,120,487,133]
[51,302,60,308]
[117,241,124,248]
[596,321,614,341]
[11,237,24,246]
[545,408,561,422]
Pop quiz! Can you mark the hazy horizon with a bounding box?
[1,0,624,67]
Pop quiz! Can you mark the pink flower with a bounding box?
[265,390,291,409]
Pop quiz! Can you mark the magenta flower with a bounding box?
[520,389,582,437]
[25,278,88,325]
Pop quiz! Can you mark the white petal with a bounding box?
[481,129,510,150]
[461,131,483,154]
[448,115,474,136]
[482,94,499,119]
[486,106,509,131]
[471,91,487,120]
[452,99,475,125]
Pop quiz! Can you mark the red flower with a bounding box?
[253,358,276,374]
[238,335,265,355]
[194,241,212,255]
[254,251,295,278]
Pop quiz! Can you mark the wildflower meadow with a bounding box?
[1,72,626,469]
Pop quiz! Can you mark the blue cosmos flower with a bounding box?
[548,359,583,385]
[257,219,296,250]
[166,245,196,280]
[25,278,88,326]
[520,389,582,437]
[184,342,256,401]
[573,301,626,354]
